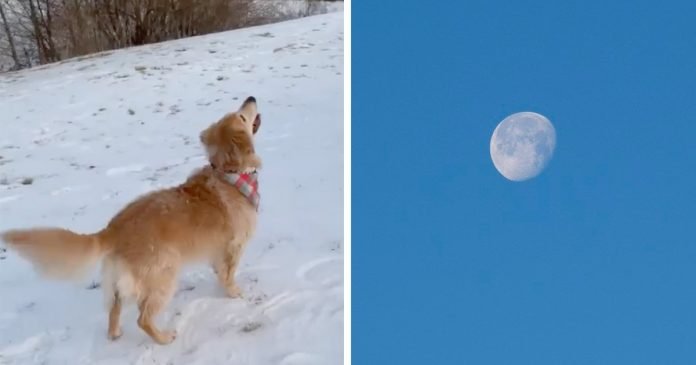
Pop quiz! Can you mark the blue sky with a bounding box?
[353,1,696,363]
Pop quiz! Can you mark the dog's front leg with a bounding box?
[212,242,245,298]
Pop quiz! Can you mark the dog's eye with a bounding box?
[239,115,247,123]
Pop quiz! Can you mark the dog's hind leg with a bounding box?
[108,291,123,340]
[136,264,178,345]
[103,255,128,341]
[138,297,176,345]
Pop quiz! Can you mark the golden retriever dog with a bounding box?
[1,96,263,345]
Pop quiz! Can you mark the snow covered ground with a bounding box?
[0,11,343,365]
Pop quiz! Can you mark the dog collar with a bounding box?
[223,171,260,210]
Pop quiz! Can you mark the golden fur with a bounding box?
[1,97,263,345]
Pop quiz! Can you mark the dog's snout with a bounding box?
[244,96,256,104]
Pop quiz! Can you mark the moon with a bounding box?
[490,112,556,181]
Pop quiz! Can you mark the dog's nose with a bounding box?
[245,96,256,104]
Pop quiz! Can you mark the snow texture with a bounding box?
[0,11,343,365]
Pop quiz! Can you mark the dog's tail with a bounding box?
[1,228,111,279]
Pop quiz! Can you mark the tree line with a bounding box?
[0,0,341,71]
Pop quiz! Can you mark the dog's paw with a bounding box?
[108,327,123,341]
[226,284,243,298]
[154,330,177,345]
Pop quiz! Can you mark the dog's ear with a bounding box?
[200,123,223,166]
[200,123,259,171]
[200,123,215,149]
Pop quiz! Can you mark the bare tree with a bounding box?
[0,0,20,68]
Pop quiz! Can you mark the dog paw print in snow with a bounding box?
[252,32,274,38]
[247,292,268,306]
[169,105,182,115]
[18,302,36,313]
[240,321,263,333]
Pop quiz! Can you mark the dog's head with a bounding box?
[200,96,262,172]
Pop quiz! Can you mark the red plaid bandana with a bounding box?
[224,171,260,210]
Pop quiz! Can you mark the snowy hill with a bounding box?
[0,11,343,365]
